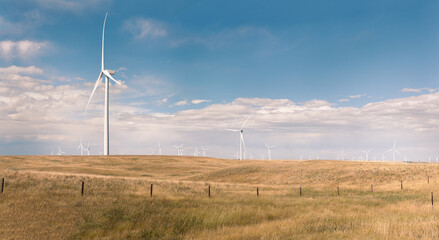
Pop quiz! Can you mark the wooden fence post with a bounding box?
[257,187,259,196]
[81,181,84,196]
[150,184,153,197]
[337,186,340,196]
[1,178,4,193]
[299,186,302,196]
[208,185,211,198]
[428,176,430,184]
[371,184,373,193]
[432,192,434,207]
[401,180,403,190]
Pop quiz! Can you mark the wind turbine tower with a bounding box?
[85,12,122,156]
[265,144,275,160]
[226,115,251,160]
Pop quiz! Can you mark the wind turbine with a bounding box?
[226,115,251,160]
[384,141,402,162]
[174,144,183,156]
[86,142,91,155]
[77,137,85,156]
[192,147,200,156]
[201,146,208,157]
[360,149,372,162]
[157,141,162,155]
[85,12,122,156]
[57,147,65,155]
[265,144,275,160]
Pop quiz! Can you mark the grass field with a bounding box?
[1,155,439,239]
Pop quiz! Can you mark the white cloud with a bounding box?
[338,99,350,102]
[173,100,188,106]
[401,88,437,93]
[0,40,50,60]
[158,98,168,104]
[349,94,363,99]
[123,17,167,40]
[191,99,211,104]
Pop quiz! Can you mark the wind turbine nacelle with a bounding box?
[107,70,116,75]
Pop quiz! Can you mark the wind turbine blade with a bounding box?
[103,71,121,85]
[240,115,251,130]
[102,12,108,71]
[225,129,239,132]
[85,72,103,116]
[265,143,269,148]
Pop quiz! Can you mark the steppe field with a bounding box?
[1,155,439,239]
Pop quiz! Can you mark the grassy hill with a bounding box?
[0,155,439,239]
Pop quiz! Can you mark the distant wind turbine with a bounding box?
[174,144,184,156]
[226,115,251,160]
[157,141,162,155]
[77,137,85,156]
[265,144,275,160]
[86,142,91,155]
[360,149,372,162]
[201,146,208,157]
[57,147,65,155]
[384,141,402,162]
[192,147,200,156]
[85,12,122,156]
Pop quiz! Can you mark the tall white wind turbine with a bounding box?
[384,141,401,162]
[192,147,200,157]
[201,146,208,157]
[174,144,184,156]
[360,149,372,162]
[77,137,85,156]
[157,141,162,155]
[86,142,91,155]
[265,144,275,160]
[226,115,251,160]
[85,12,122,156]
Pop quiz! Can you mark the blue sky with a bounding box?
[1,0,439,160]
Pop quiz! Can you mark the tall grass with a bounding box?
[0,156,439,239]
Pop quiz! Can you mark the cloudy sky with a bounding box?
[1,0,439,161]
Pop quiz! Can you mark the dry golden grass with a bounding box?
[0,155,439,239]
